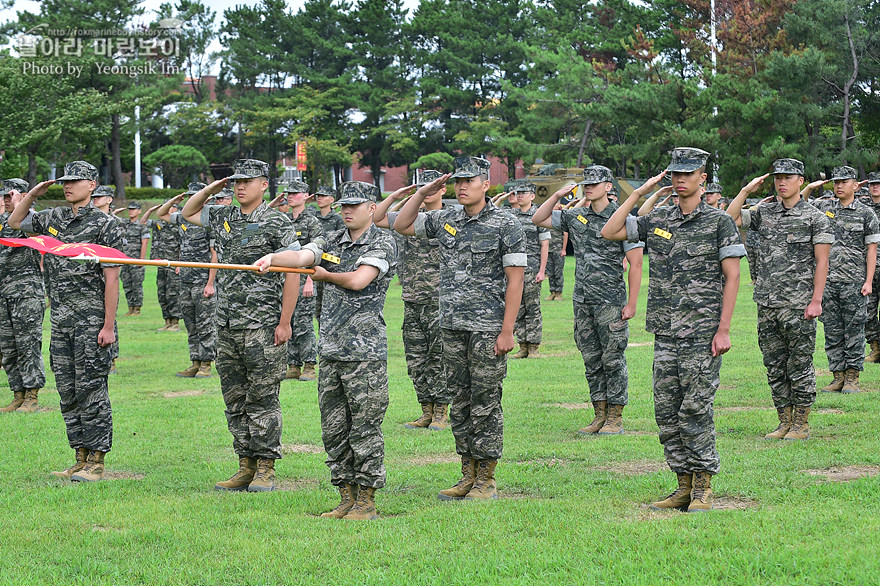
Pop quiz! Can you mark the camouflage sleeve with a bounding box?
[140,224,150,239]
[623,240,643,252]
[385,211,398,231]
[302,239,325,266]
[19,208,52,234]
[550,209,565,231]
[200,204,226,229]
[626,214,647,243]
[308,216,323,241]
[356,233,397,278]
[537,225,551,241]
[500,215,527,267]
[740,208,753,229]
[812,212,834,245]
[718,214,747,260]
[413,210,440,239]
[99,213,126,268]
[864,208,880,245]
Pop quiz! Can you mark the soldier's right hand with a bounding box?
[26,180,55,199]
[551,183,576,200]
[268,194,285,208]
[254,253,273,273]
[414,174,450,198]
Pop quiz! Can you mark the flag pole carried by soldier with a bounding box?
[113,201,149,316]
[9,161,125,482]
[141,199,183,332]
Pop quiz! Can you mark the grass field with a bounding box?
[1,258,879,585]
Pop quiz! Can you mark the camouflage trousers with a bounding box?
[821,282,867,372]
[745,244,757,284]
[156,267,181,320]
[318,359,388,489]
[216,326,286,460]
[653,335,720,475]
[314,282,325,325]
[864,271,880,342]
[546,251,565,293]
[50,325,113,452]
[402,300,449,404]
[757,306,817,409]
[573,302,629,405]
[287,279,317,367]
[180,283,217,362]
[442,328,506,461]
[514,275,543,344]
[0,296,46,391]
[120,265,145,307]
[110,321,119,360]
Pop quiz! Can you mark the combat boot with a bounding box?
[321,484,358,518]
[842,369,861,393]
[820,371,845,393]
[15,388,39,412]
[285,365,301,380]
[0,391,24,412]
[71,451,106,482]
[465,460,498,500]
[299,362,316,381]
[51,447,89,479]
[510,343,529,359]
[429,403,449,431]
[784,406,811,441]
[598,404,624,435]
[404,403,433,429]
[546,292,556,301]
[195,361,212,378]
[528,343,540,357]
[866,341,880,363]
[687,471,713,513]
[166,318,180,332]
[438,456,476,501]
[764,406,792,439]
[215,456,257,491]
[343,486,379,520]
[110,359,117,375]
[176,361,200,378]
[157,318,171,332]
[247,458,276,492]
[577,401,607,435]
[650,473,692,511]
[123,306,135,316]
[131,306,141,316]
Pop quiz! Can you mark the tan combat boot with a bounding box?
[764,406,793,439]
[343,486,379,520]
[299,363,316,381]
[0,391,25,412]
[71,451,106,482]
[285,364,302,380]
[687,471,714,513]
[195,361,212,378]
[404,403,433,429]
[123,306,135,316]
[577,401,607,435]
[157,318,171,332]
[15,388,39,412]
[438,456,476,501]
[51,447,89,479]
[528,343,540,357]
[784,406,811,441]
[820,371,845,393]
[247,459,276,492]
[176,361,200,378]
[842,369,861,394]
[465,460,498,500]
[866,341,880,363]
[510,343,529,359]
[650,473,692,511]
[166,318,180,332]
[546,292,556,301]
[598,404,624,435]
[214,456,257,491]
[131,306,141,316]
[321,484,358,518]
[110,359,117,375]
[429,403,449,431]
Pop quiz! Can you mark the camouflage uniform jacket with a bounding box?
[290,209,323,247]
[548,226,564,254]
[169,212,214,285]
[510,205,550,275]
[625,202,746,338]
[308,207,345,234]
[122,219,149,258]
[387,209,442,303]
[413,199,527,332]
[552,202,642,306]
[741,198,834,309]
[21,204,124,328]
[144,218,180,260]
[303,224,397,361]
[812,198,880,284]
[0,211,45,298]
[201,202,299,329]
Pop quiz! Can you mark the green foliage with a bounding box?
[143,144,209,188]
[411,153,454,171]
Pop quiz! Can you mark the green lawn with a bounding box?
[1,258,879,585]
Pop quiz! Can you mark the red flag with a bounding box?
[0,236,130,260]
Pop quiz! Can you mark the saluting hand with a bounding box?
[25,180,55,200]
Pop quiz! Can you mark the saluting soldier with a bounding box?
[704,183,724,209]
[114,202,149,316]
[545,205,568,301]
[141,200,183,332]
[89,186,124,375]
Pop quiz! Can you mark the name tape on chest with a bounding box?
[444,223,457,236]
[825,211,835,219]
[223,220,231,233]
[181,224,188,232]
[48,226,59,236]
[156,224,162,230]
[577,215,588,225]
[653,227,673,240]
[296,231,302,236]
[321,252,341,264]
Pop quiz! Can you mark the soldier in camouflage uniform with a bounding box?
[309,186,345,323]
[508,182,549,359]
[256,180,398,520]
[393,157,526,501]
[603,148,746,513]
[727,159,833,441]
[704,183,723,209]
[534,165,643,436]
[10,161,125,482]
[545,210,567,301]
[181,160,300,493]
[0,178,46,413]
[862,172,880,363]
[115,202,149,315]
[90,186,124,374]
[141,200,182,332]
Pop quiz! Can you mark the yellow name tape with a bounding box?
[825,211,835,219]
[223,220,231,233]
[181,224,187,232]
[653,227,672,240]
[577,215,588,225]
[321,252,341,264]
[48,226,58,236]
[444,223,457,236]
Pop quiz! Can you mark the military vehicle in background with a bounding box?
[523,160,650,206]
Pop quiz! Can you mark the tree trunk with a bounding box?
[841,11,859,160]
[576,118,593,167]
[27,151,37,186]
[111,113,125,200]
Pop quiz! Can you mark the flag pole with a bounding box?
[71,254,315,275]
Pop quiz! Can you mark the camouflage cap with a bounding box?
[831,166,858,181]
[450,156,491,179]
[705,182,723,194]
[666,147,710,173]
[128,201,142,210]
[284,179,309,193]
[57,160,99,182]
[414,169,444,187]
[227,158,269,180]
[0,178,29,196]
[770,158,804,176]
[503,180,518,192]
[185,181,206,195]
[92,185,115,198]
[216,188,233,199]
[582,165,614,184]
[868,171,880,184]
[609,186,619,196]
[314,185,338,198]
[512,181,537,193]
[337,181,380,205]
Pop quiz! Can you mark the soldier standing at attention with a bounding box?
[256,180,398,520]
[141,200,182,332]
[113,201,149,316]
[309,186,345,323]
[393,157,526,501]
[180,160,300,493]
[508,182,549,360]
[545,204,568,301]
[0,179,46,413]
[9,162,124,481]
[534,165,643,435]
[374,170,451,431]
[865,172,880,363]
[726,159,833,441]
[602,148,745,513]
[704,183,724,209]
